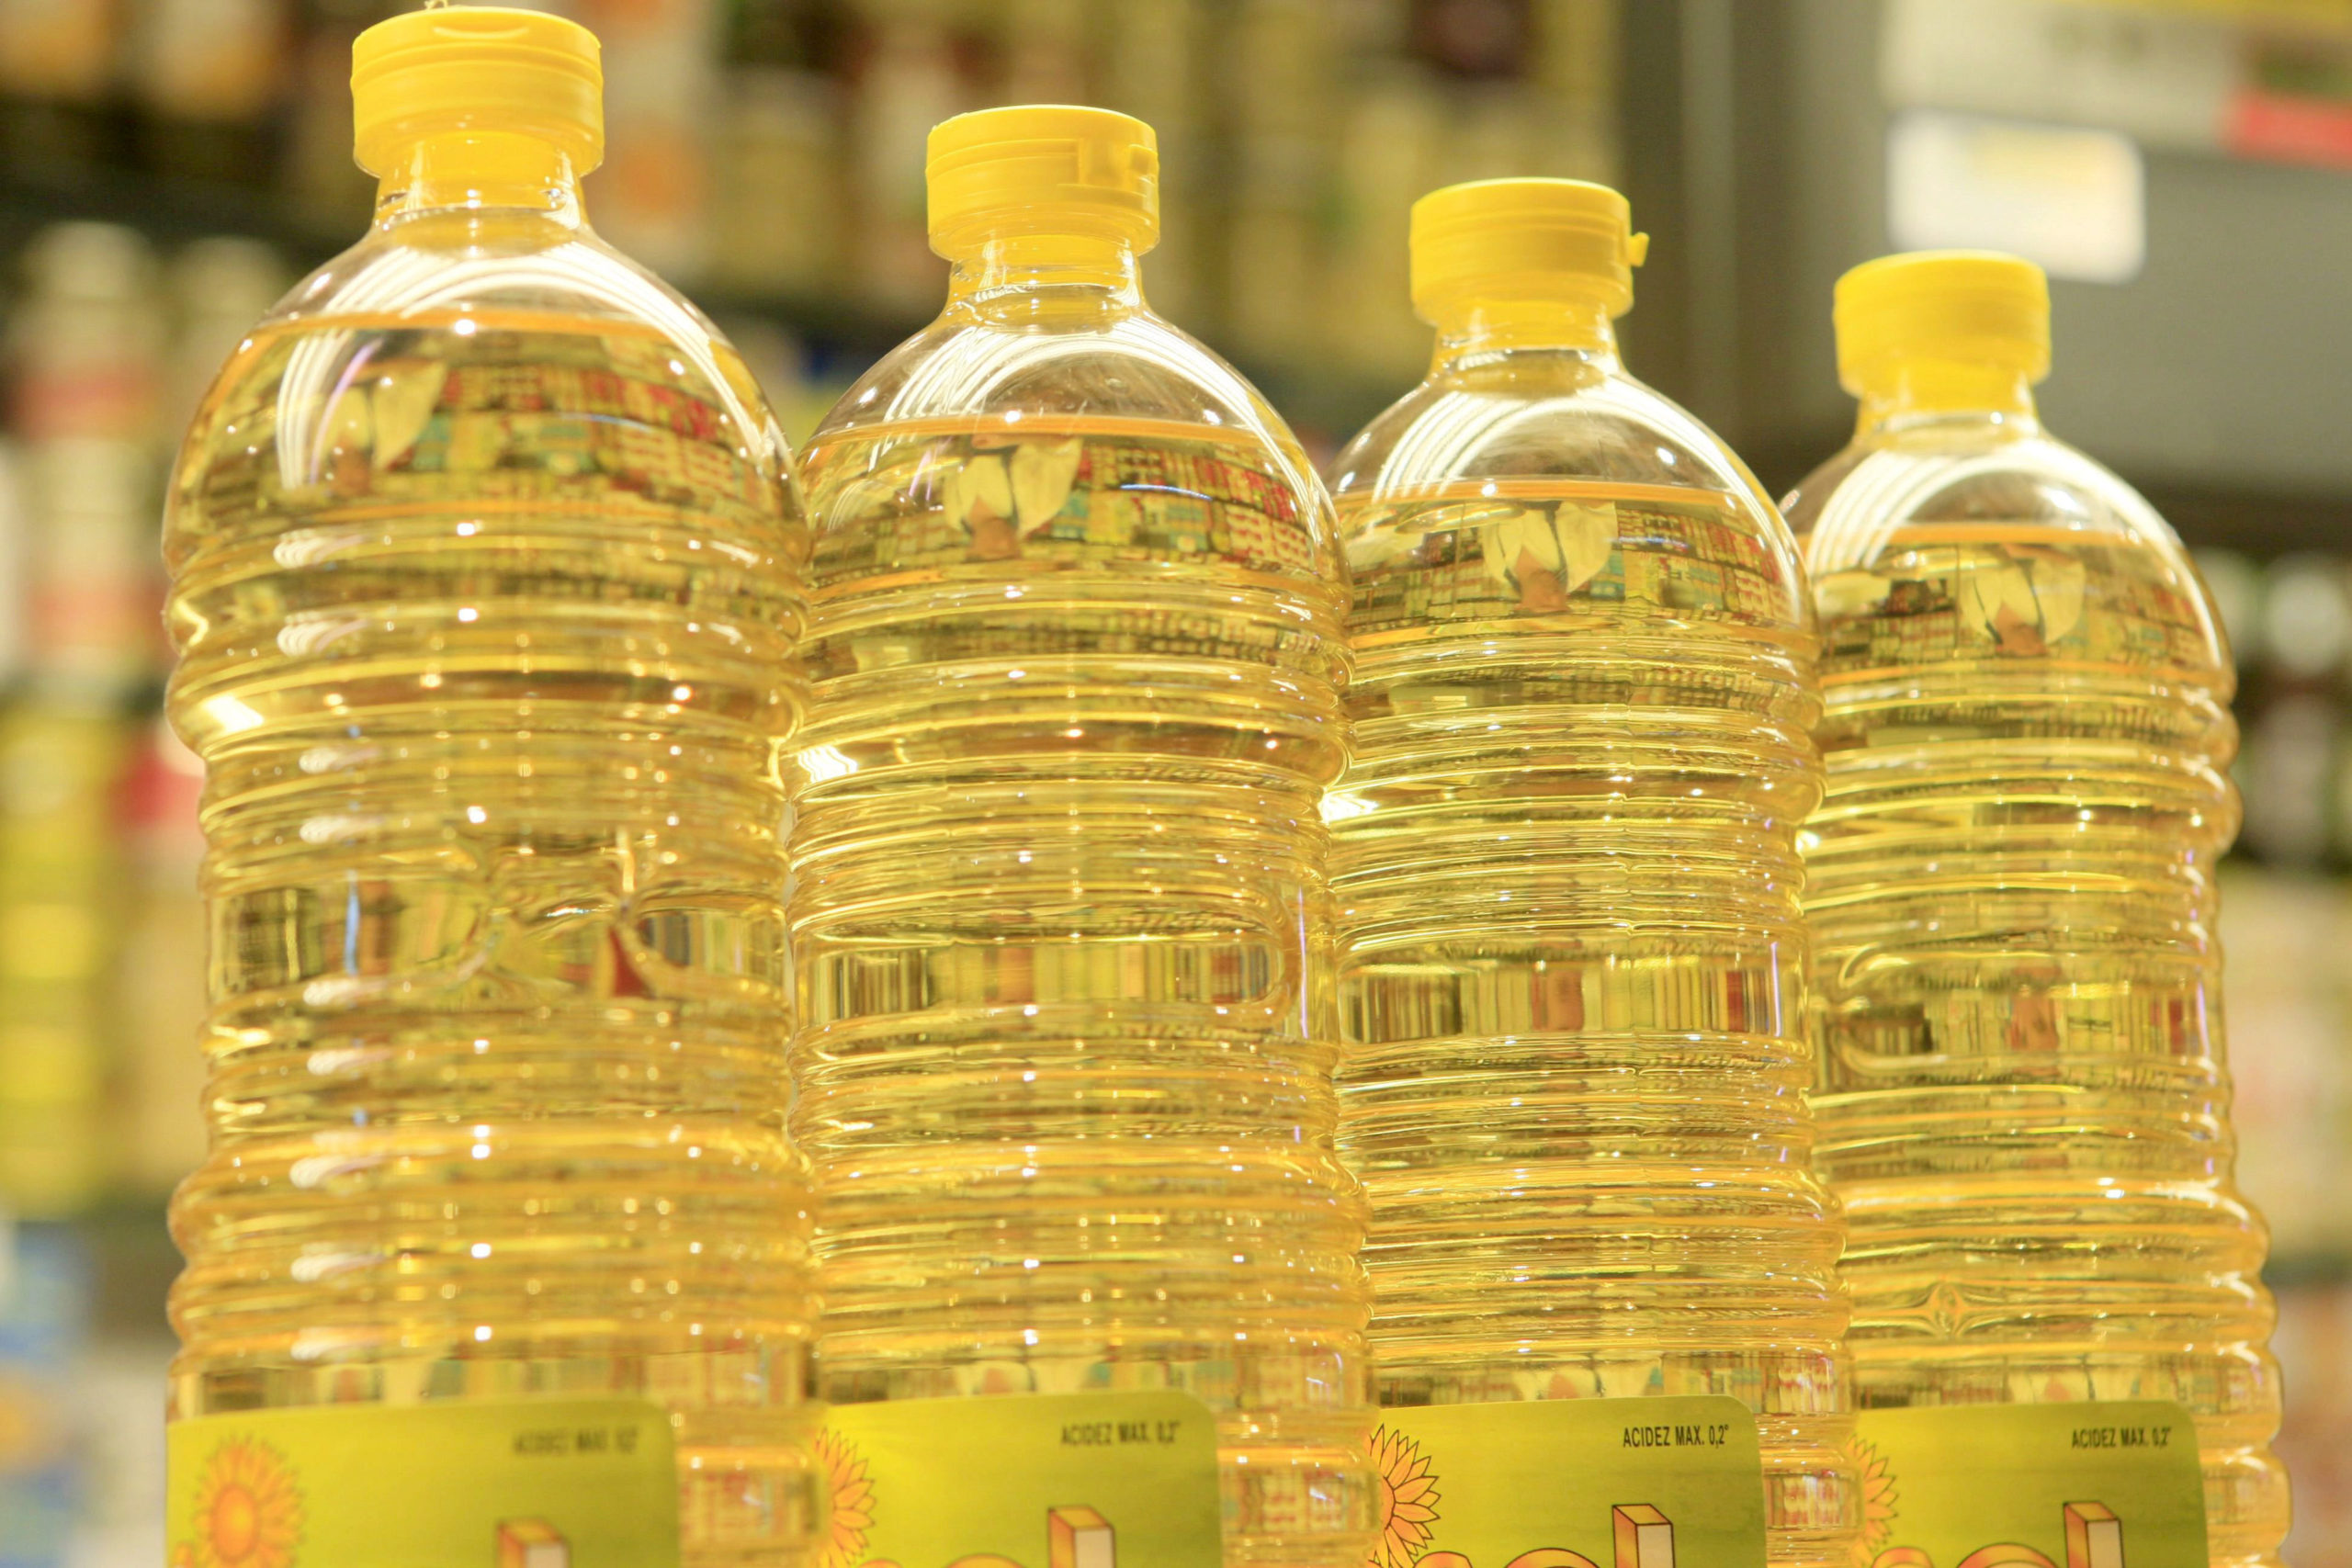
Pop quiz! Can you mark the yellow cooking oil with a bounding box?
[1782,252,2288,1568]
[161,10,820,1562]
[788,107,1374,1567]
[1325,180,1856,1568]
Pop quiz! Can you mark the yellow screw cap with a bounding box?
[351,5,603,179]
[926,105,1159,256]
[1409,178,1649,322]
[1835,251,2050,399]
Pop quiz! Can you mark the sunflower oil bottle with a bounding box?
[1326,180,1855,1568]
[161,10,819,1562]
[1783,253,2288,1567]
[790,106,1374,1566]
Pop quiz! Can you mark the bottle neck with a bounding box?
[1855,358,2040,435]
[1426,293,1623,375]
[944,231,1147,313]
[373,131,586,228]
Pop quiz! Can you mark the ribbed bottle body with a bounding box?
[791,400,1374,1566]
[1329,357,1854,1568]
[1790,428,2288,1568]
[164,288,820,1564]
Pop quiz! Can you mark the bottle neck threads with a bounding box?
[1854,358,2040,434]
[1427,294,1622,373]
[944,231,1146,311]
[373,130,585,227]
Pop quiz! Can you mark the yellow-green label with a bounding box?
[165,1399,678,1568]
[1369,1396,1766,1568]
[1851,1403,2208,1568]
[815,1391,1221,1568]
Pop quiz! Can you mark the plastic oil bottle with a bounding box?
[1783,252,2288,1567]
[789,107,1374,1565]
[162,9,819,1562]
[1326,180,1855,1568]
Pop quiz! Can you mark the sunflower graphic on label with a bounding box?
[1372,1425,1441,1568]
[175,1437,305,1568]
[816,1426,880,1568]
[1849,1433,1898,1568]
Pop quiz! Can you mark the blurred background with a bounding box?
[1,0,2350,1562]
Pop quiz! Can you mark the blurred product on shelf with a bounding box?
[281,4,379,236]
[160,238,289,450]
[847,3,965,310]
[581,0,722,278]
[0,218,263,1221]
[17,439,154,697]
[2240,553,2352,864]
[0,1222,88,1568]
[2198,546,2352,879]
[126,0,289,127]
[0,446,20,688]
[125,0,289,183]
[711,64,842,300]
[115,720,208,1197]
[2216,868,2352,1267]
[0,707,130,1216]
[8,223,164,696]
[0,223,159,1219]
[1226,0,1336,367]
[2199,541,2352,1567]
[2277,1282,2352,1568]
[0,0,116,105]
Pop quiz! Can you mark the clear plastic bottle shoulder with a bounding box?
[810,276,1324,513]
[1781,412,2229,685]
[1328,346,1808,637]
[164,203,806,764]
[171,202,791,520]
[1334,349,1755,491]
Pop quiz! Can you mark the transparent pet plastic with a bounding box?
[1783,397,2288,1568]
[1328,298,1857,1568]
[789,216,1375,1564]
[163,138,820,1565]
